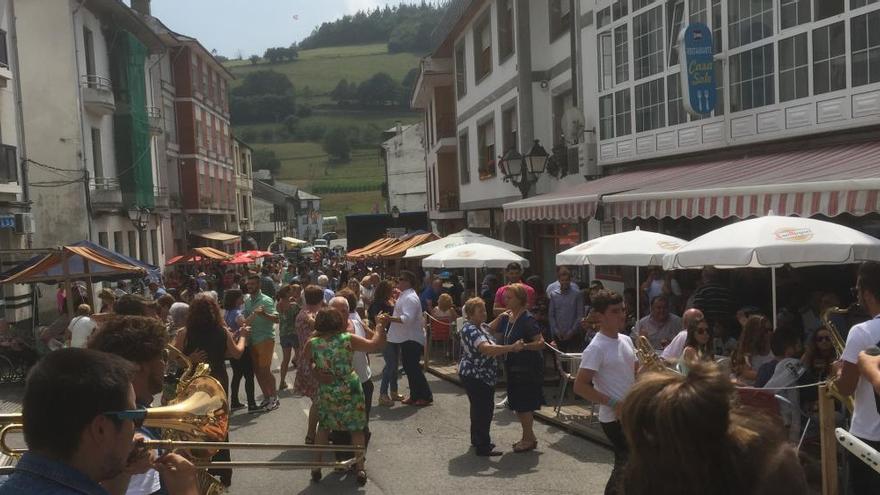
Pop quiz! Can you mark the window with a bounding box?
[83,28,95,80]
[597,7,612,28]
[550,0,572,41]
[714,60,724,115]
[98,232,109,249]
[615,25,629,84]
[127,231,137,258]
[150,230,159,266]
[598,32,614,91]
[729,44,775,112]
[458,131,470,185]
[852,0,880,8]
[455,43,467,98]
[690,0,708,22]
[780,0,810,29]
[852,10,880,87]
[599,95,615,139]
[502,106,518,154]
[613,0,629,19]
[779,33,809,101]
[498,0,515,61]
[552,91,573,145]
[138,230,148,262]
[635,78,665,132]
[667,73,687,125]
[812,22,846,95]
[633,6,664,79]
[113,232,123,254]
[90,128,104,183]
[666,0,685,67]
[473,13,492,82]
[815,0,844,20]
[615,89,632,136]
[728,0,773,48]
[712,0,723,54]
[477,119,496,180]
[633,0,655,10]
[0,30,8,68]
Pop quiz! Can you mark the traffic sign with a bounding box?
[678,23,716,116]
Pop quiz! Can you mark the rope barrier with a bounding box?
[734,381,827,392]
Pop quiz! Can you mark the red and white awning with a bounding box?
[503,140,880,222]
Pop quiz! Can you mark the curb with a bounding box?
[425,365,611,449]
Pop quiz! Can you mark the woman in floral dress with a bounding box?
[305,307,389,486]
[293,285,324,443]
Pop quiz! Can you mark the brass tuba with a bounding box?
[821,306,858,413]
[635,335,674,373]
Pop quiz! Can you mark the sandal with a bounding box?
[512,440,538,453]
[310,469,322,483]
[356,469,367,486]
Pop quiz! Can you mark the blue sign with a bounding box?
[679,23,716,116]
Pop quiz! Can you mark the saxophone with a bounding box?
[635,335,673,373]
[821,307,856,413]
[164,344,227,495]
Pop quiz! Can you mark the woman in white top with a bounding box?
[68,304,96,348]
[431,293,458,321]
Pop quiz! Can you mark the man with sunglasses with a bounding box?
[88,316,176,494]
[0,348,198,495]
[837,262,880,494]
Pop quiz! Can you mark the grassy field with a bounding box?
[260,142,385,188]
[227,43,420,96]
[234,109,420,145]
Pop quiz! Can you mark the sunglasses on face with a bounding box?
[103,408,148,428]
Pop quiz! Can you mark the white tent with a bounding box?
[403,229,528,259]
[662,213,880,326]
[423,243,529,292]
[556,227,687,317]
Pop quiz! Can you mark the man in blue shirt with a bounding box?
[419,277,443,312]
[0,348,198,495]
[549,266,586,353]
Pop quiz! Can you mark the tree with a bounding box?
[232,70,294,97]
[285,43,299,61]
[263,47,284,64]
[356,72,401,106]
[399,67,420,106]
[252,149,281,174]
[282,114,300,134]
[323,127,351,162]
[248,55,260,65]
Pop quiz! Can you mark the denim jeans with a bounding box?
[380,342,400,395]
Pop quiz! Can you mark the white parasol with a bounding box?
[422,243,529,293]
[403,229,528,258]
[663,213,880,327]
[556,227,687,317]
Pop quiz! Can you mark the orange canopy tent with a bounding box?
[372,233,438,260]
[167,247,232,265]
[346,237,398,261]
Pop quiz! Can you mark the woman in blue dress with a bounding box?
[487,283,546,453]
[458,297,524,456]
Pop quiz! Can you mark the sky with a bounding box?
[150,0,413,57]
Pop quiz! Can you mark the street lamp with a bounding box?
[499,139,549,198]
[127,206,150,231]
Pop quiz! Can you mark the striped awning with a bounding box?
[504,140,880,222]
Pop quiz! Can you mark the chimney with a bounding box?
[131,0,151,15]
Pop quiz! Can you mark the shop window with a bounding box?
[634,77,665,132]
[615,25,629,84]
[780,0,810,30]
[473,13,492,83]
[599,95,614,140]
[477,119,496,180]
[633,6,664,79]
[598,32,614,91]
[852,10,880,87]
[729,44,775,112]
[666,73,686,126]
[812,22,846,95]
[779,33,809,102]
[498,0,515,61]
[615,89,632,136]
[728,0,773,49]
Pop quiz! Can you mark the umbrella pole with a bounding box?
[474,267,478,296]
[771,266,778,329]
[635,266,640,320]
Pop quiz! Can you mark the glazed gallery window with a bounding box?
[852,0,880,8]
[666,73,686,126]
[613,0,629,19]
[666,0,685,67]
[473,14,492,82]
[599,32,614,91]
[729,44,775,112]
[852,9,880,86]
[635,77,665,132]
[780,0,810,30]
[778,33,808,102]
[633,6,664,80]
[599,94,614,139]
[615,25,629,84]
[728,0,773,48]
[812,22,846,95]
[615,89,632,136]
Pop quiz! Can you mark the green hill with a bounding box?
[226,44,423,237]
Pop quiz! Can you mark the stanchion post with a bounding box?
[423,312,430,371]
[818,384,838,495]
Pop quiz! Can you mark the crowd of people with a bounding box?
[4,251,880,494]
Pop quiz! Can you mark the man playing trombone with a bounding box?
[0,348,198,495]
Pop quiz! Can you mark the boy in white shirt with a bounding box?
[574,290,636,495]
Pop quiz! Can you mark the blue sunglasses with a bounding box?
[103,408,148,428]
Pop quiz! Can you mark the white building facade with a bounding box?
[382,123,428,214]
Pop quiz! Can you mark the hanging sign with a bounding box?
[679,23,716,116]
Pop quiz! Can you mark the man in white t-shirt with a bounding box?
[837,262,880,494]
[68,304,97,348]
[574,290,636,495]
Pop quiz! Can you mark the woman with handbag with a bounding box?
[487,283,546,453]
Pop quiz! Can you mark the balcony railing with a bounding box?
[80,75,115,115]
[438,191,459,212]
[0,145,17,184]
[89,177,123,211]
[153,186,169,210]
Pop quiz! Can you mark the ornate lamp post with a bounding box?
[499,139,549,198]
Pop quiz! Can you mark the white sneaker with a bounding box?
[266,397,280,411]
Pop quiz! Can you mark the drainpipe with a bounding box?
[515,0,534,250]
[71,0,94,242]
[9,0,29,245]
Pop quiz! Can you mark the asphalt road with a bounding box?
[223,345,614,495]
